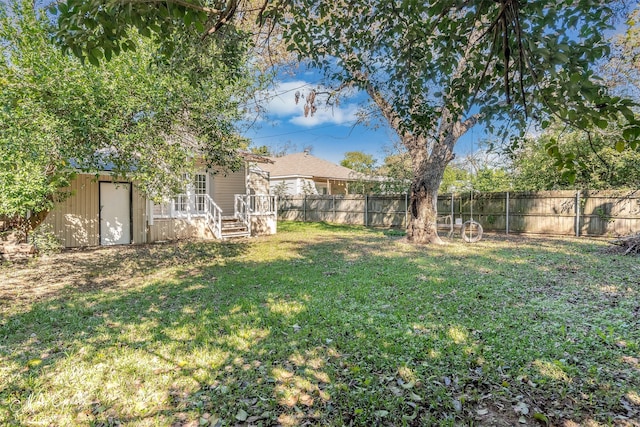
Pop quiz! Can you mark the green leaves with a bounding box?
[54,0,222,65]
[512,121,640,190]
[276,0,638,169]
[2,0,256,221]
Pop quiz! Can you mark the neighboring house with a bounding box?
[259,151,366,196]
[42,153,277,248]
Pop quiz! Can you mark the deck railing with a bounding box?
[234,195,251,235]
[245,194,278,215]
[203,194,223,239]
[154,193,277,238]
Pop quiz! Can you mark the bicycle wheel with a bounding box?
[461,220,483,243]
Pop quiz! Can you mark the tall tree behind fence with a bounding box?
[278,191,640,237]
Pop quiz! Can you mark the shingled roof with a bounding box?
[260,152,363,180]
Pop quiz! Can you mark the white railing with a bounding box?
[203,194,223,239]
[153,193,276,239]
[153,193,210,219]
[234,195,251,235]
[245,194,278,215]
[234,195,278,215]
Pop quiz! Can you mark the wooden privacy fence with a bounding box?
[277,190,640,237]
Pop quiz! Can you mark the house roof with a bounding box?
[69,150,271,174]
[260,152,363,181]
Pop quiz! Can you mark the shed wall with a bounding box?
[42,174,147,248]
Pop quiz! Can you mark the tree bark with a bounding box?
[404,131,450,244]
[403,109,478,244]
[407,164,445,244]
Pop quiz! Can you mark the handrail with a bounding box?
[234,195,251,235]
[204,194,222,239]
[248,194,277,215]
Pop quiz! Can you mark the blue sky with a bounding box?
[241,70,484,166]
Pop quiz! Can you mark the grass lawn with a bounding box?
[1,222,639,426]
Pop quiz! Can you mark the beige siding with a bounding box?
[210,165,246,214]
[42,174,147,248]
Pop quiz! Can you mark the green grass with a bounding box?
[1,222,639,426]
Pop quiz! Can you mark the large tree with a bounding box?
[53,0,640,243]
[272,0,640,243]
[0,0,255,236]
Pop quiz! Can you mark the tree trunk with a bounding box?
[9,210,51,244]
[406,154,447,245]
[402,109,477,244]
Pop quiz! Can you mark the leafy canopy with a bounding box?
[52,1,640,181]
[511,123,640,190]
[340,151,377,174]
[272,0,640,170]
[1,0,256,219]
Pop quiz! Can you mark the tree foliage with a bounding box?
[249,145,273,156]
[51,0,296,72]
[340,151,377,174]
[274,1,639,142]
[605,4,640,98]
[53,0,244,63]
[509,4,640,191]
[1,0,255,230]
[263,0,640,242]
[511,123,640,190]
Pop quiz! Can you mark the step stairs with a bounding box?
[220,216,250,239]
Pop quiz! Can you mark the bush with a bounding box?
[29,224,62,254]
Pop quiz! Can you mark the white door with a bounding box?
[100,182,131,245]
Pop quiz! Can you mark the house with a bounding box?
[41,153,277,248]
[259,151,366,195]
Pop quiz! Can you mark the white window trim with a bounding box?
[152,171,209,220]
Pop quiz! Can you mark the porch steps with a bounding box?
[220,217,250,239]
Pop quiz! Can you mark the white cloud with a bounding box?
[260,80,360,128]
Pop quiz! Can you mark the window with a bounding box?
[194,173,207,212]
[173,194,188,213]
[152,202,171,218]
[315,182,328,195]
[153,172,208,219]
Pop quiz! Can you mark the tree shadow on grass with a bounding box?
[1,227,639,426]
[0,240,249,309]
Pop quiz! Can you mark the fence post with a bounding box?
[575,190,580,237]
[506,191,510,235]
[364,195,368,226]
[450,192,454,235]
[303,195,307,222]
[333,195,336,223]
[405,193,408,228]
